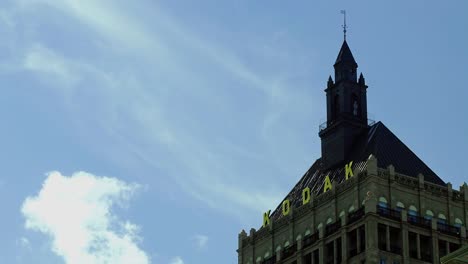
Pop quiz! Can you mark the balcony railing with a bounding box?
[348,207,365,225]
[377,205,401,221]
[325,220,342,236]
[408,215,431,229]
[421,251,432,262]
[390,246,402,255]
[302,232,319,249]
[437,222,460,236]
[319,118,376,132]
[262,255,276,264]
[282,244,297,259]
[348,248,358,258]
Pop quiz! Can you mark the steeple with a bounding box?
[319,40,369,168]
[334,40,358,83]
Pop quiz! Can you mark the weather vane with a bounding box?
[340,10,347,41]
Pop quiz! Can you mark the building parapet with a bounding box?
[240,156,467,247]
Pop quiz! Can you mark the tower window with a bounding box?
[352,94,359,116]
[332,95,340,120]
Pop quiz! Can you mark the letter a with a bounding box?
[302,187,311,205]
[282,199,290,216]
[345,161,354,180]
[324,175,332,193]
[263,210,271,227]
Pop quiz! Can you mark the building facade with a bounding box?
[440,245,468,263]
[237,40,468,264]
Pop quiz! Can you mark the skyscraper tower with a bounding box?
[237,38,468,264]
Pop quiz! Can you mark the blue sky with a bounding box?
[1,1,467,263]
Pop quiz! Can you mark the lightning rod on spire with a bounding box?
[340,10,347,41]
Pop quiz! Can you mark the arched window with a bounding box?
[396,202,405,212]
[408,205,418,215]
[339,210,345,217]
[378,197,388,208]
[276,245,282,252]
[326,218,333,225]
[304,229,311,236]
[332,95,340,120]
[256,257,262,263]
[438,213,447,224]
[408,205,418,222]
[264,252,270,259]
[349,205,356,212]
[296,235,302,241]
[425,210,434,220]
[352,94,360,116]
[284,241,290,247]
[454,218,463,228]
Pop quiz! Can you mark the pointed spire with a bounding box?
[334,40,357,66]
[327,75,334,88]
[359,73,365,85]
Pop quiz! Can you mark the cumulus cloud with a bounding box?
[21,171,150,264]
[169,256,184,264]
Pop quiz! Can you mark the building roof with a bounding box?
[270,121,445,220]
[334,40,357,66]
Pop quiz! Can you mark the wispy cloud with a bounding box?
[16,237,31,251]
[7,0,302,219]
[192,234,208,250]
[169,256,184,264]
[23,44,79,87]
[21,171,149,264]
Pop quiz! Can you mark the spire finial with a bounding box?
[340,10,347,41]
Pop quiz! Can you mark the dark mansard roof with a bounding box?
[270,121,445,221]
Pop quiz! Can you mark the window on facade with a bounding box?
[302,253,312,264]
[389,226,402,255]
[439,239,447,257]
[325,241,334,264]
[454,218,463,228]
[313,249,319,264]
[359,225,366,253]
[378,197,388,208]
[408,205,418,222]
[425,210,434,220]
[449,242,460,254]
[438,213,447,224]
[336,237,342,263]
[348,229,358,257]
[379,258,386,264]
[395,202,404,212]
[352,94,359,116]
[332,95,340,120]
[420,234,432,262]
[378,223,387,251]
[409,232,418,259]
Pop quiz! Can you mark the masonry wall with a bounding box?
[238,156,468,264]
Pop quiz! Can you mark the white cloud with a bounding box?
[169,256,184,264]
[23,44,79,87]
[192,235,208,249]
[16,237,31,250]
[21,171,150,264]
[9,0,300,219]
